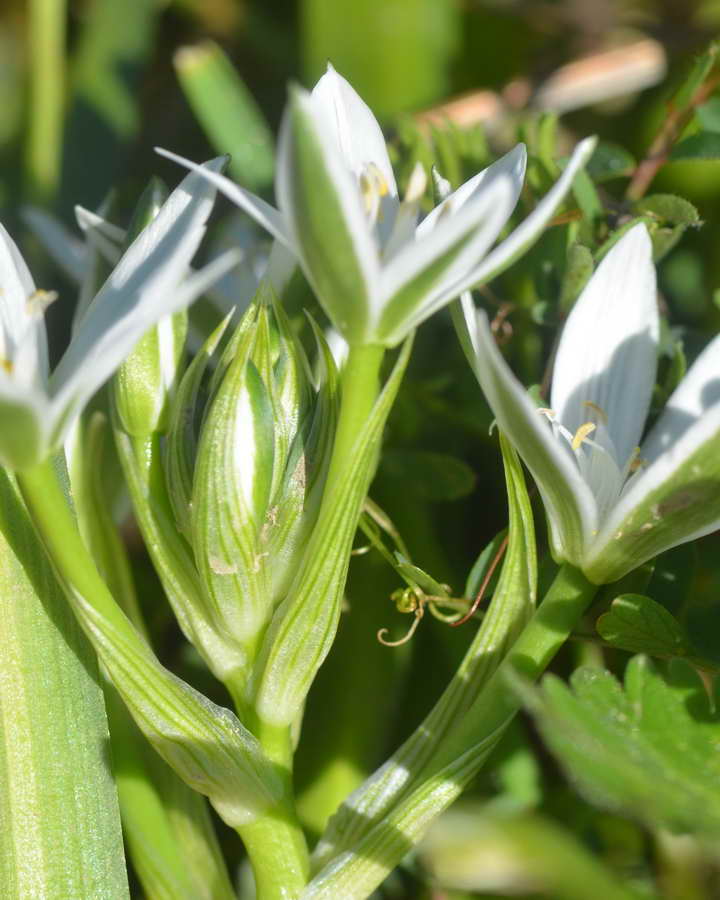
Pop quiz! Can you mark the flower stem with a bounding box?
[429,563,597,773]
[325,343,386,490]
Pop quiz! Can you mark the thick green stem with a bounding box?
[26,0,66,203]
[324,343,385,490]
[18,459,136,641]
[239,807,310,899]
[431,563,597,772]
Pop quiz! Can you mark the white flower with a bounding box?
[458,223,720,583]
[157,65,595,347]
[0,160,237,469]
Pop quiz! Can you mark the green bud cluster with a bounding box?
[165,283,338,684]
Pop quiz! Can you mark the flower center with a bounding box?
[359,163,390,224]
[539,402,645,519]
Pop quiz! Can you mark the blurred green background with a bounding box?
[5,2,720,897]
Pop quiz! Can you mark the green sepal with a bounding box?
[251,338,413,727]
[584,422,720,584]
[164,312,234,538]
[73,588,283,827]
[280,86,376,343]
[114,426,246,683]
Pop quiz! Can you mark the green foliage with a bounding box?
[521,657,720,840]
[596,594,691,658]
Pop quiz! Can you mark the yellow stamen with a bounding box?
[582,400,608,425]
[537,407,556,418]
[404,161,427,204]
[27,289,58,316]
[571,422,596,451]
[629,448,646,472]
[1,359,13,375]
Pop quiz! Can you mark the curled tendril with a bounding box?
[377,604,424,647]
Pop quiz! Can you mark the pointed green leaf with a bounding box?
[0,470,129,897]
[313,434,536,875]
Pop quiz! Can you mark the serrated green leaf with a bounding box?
[596,593,690,657]
[670,131,720,161]
[380,449,476,501]
[634,193,701,226]
[521,657,720,838]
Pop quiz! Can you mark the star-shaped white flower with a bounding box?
[0,160,236,469]
[458,223,720,583]
[158,65,595,347]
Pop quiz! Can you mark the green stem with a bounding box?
[18,458,135,641]
[431,563,597,772]
[239,807,310,900]
[26,0,66,203]
[325,343,385,490]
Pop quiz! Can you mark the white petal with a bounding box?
[464,306,598,565]
[48,160,229,444]
[416,144,526,237]
[22,207,87,283]
[155,147,291,248]
[376,168,520,344]
[585,402,720,583]
[276,87,382,340]
[551,224,658,469]
[0,222,48,382]
[74,206,125,243]
[311,64,397,199]
[640,333,720,464]
[437,137,597,302]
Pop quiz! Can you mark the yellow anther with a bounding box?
[582,401,608,425]
[0,359,13,375]
[404,161,427,204]
[27,289,58,316]
[537,407,556,419]
[629,448,647,472]
[571,422,596,451]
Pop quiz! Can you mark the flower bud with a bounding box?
[189,283,338,670]
[113,178,188,436]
